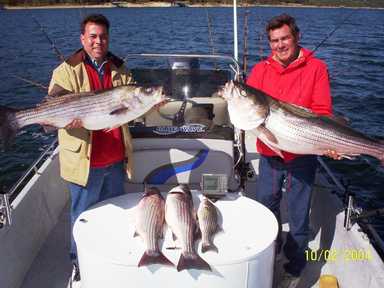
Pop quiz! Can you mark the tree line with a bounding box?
[2,0,384,8]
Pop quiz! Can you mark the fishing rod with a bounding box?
[233,0,239,63]
[242,1,250,79]
[11,74,48,91]
[311,9,356,55]
[206,9,216,57]
[205,8,218,70]
[31,16,65,62]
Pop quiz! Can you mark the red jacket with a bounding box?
[246,48,333,161]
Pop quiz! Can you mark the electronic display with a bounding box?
[201,174,227,196]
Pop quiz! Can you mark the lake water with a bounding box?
[0,6,383,239]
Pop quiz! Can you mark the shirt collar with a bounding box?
[85,53,108,76]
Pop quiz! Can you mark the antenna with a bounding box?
[233,0,238,62]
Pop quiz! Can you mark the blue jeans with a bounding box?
[256,155,317,276]
[68,161,126,262]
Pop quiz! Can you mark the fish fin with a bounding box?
[256,125,284,158]
[0,106,19,148]
[259,139,284,159]
[194,212,201,240]
[110,106,129,115]
[266,145,284,159]
[201,242,218,254]
[338,154,358,160]
[177,253,211,272]
[279,102,317,118]
[256,125,278,144]
[158,226,165,239]
[194,226,201,240]
[103,125,122,133]
[133,231,139,237]
[216,225,224,233]
[331,114,350,126]
[46,84,72,98]
[42,124,58,133]
[41,91,93,106]
[138,251,174,267]
[172,232,177,241]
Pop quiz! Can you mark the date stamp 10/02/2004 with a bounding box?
[305,249,373,263]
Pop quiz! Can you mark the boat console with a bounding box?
[126,55,239,189]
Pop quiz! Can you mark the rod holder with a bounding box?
[344,195,354,231]
[0,194,12,228]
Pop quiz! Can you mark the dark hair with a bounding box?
[266,13,300,40]
[81,14,110,34]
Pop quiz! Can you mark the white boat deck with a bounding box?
[0,144,380,288]
[17,182,384,288]
[21,202,72,288]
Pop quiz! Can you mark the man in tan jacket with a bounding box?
[48,14,133,286]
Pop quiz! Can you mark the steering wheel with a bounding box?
[157,99,197,126]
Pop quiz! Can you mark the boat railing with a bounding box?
[0,138,58,229]
[316,156,384,260]
[0,193,11,228]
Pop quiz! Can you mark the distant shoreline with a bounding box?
[3,2,383,10]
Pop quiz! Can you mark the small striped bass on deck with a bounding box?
[134,187,173,267]
[165,184,211,272]
[197,196,221,253]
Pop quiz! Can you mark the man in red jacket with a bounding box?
[246,14,336,288]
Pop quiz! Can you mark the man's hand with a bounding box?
[324,149,342,160]
[65,119,83,129]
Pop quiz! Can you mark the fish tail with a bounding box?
[138,250,174,267]
[177,253,211,272]
[0,106,18,146]
[201,242,218,253]
[379,148,384,166]
[374,140,384,166]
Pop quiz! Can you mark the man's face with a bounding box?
[80,22,109,63]
[268,24,299,66]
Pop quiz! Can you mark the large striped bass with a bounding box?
[220,81,384,164]
[197,196,220,253]
[0,84,165,143]
[134,187,173,267]
[165,184,211,272]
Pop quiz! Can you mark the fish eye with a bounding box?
[240,89,247,97]
[144,87,153,94]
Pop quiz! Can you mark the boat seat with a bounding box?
[130,68,231,126]
[142,96,229,126]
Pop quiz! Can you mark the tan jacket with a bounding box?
[48,49,133,186]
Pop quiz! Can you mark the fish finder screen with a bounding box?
[204,176,219,190]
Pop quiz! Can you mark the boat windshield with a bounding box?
[125,54,238,100]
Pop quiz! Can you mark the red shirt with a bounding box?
[246,48,333,161]
[84,61,125,168]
